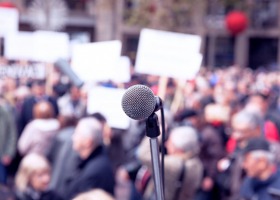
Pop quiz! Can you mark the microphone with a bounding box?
[54,59,84,88]
[121,84,162,120]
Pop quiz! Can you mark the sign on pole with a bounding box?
[135,28,203,80]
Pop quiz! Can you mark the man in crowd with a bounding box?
[18,80,59,134]
[0,103,17,184]
[240,138,280,200]
[137,126,203,200]
[61,117,115,200]
[216,109,280,200]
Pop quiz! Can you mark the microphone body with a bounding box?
[54,59,84,88]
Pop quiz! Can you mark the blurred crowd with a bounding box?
[0,57,280,200]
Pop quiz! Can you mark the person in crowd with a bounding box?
[18,101,60,156]
[14,153,62,200]
[196,103,229,200]
[216,109,280,200]
[18,80,59,134]
[0,184,16,200]
[137,126,203,200]
[48,114,77,194]
[73,189,115,200]
[245,93,280,141]
[240,138,280,200]
[57,84,86,120]
[0,104,17,185]
[61,117,115,200]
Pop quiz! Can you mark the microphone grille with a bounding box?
[122,84,156,120]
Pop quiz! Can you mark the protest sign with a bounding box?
[0,8,18,36]
[0,63,46,79]
[71,40,122,82]
[135,28,202,80]
[87,86,130,129]
[4,31,70,62]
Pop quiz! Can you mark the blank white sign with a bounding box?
[4,31,70,62]
[87,86,130,129]
[135,28,202,80]
[0,8,18,36]
[71,40,122,82]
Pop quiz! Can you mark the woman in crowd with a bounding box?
[14,153,62,200]
[18,101,60,156]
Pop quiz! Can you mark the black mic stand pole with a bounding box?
[146,113,165,200]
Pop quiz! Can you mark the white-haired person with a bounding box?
[240,138,280,200]
[73,189,115,200]
[60,117,115,200]
[137,126,203,200]
[15,153,62,200]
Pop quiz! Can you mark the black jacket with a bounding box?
[62,145,115,200]
[16,189,62,200]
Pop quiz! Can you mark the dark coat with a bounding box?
[16,189,62,200]
[62,145,115,200]
[240,170,280,200]
[18,96,59,134]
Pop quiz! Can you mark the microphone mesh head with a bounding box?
[122,84,156,120]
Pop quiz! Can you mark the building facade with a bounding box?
[8,0,280,69]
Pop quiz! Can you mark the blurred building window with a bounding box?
[250,0,278,29]
[205,36,235,68]
[249,37,278,70]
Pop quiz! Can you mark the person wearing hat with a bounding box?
[240,138,280,200]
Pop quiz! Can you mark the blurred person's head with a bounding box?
[90,112,112,146]
[174,109,199,128]
[15,153,51,193]
[14,86,31,102]
[33,101,55,119]
[70,84,81,101]
[242,138,275,180]
[231,110,262,147]
[30,80,46,98]
[245,93,269,116]
[73,189,115,200]
[165,126,199,156]
[213,83,235,106]
[72,117,103,159]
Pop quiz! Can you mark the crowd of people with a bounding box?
[0,58,280,200]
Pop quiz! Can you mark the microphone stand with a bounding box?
[146,113,165,200]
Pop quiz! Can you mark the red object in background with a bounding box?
[0,1,17,8]
[225,11,248,35]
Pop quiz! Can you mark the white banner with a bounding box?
[0,8,18,36]
[135,28,202,80]
[33,31,70,62]
[87,86,130,129]
[0,63,46,79]
[71,40,122,82]
[4,31,70,62]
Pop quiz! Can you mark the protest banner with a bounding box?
[135,28,202,80]
[87,86,130,129]
[0,63,46,79]
[71,40,122,82]
[0,7,18,37]
[4,31,70,62]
